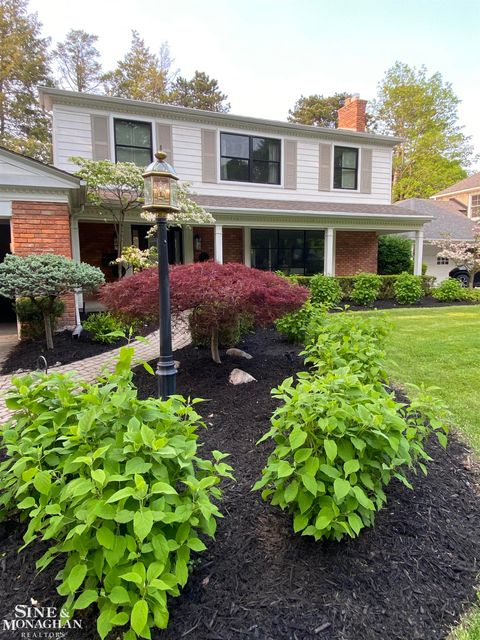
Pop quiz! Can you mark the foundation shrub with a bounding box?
[432,278,468,302]
[0,347,233,639]
[309,274,342,307]
[275,302,326,344]
[350,273,382,306]
[15,297,65,341]
[83,311,132,344]
[393,272,423,304]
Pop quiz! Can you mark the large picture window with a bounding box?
[220,133,281,184]
[114,119,152,167]
[334,146,358,190]
[251,229,324,275]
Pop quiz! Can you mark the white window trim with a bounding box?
[331,143,362,193]
[108,113,156,163]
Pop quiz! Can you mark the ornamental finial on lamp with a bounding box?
[142,148,180,214]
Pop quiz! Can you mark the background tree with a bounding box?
[71,157,215,268]
[0,253,104,349]
[287,92,350,128]
[53,29,103,93]
[377,235,413,274]
[168,71,230,112]
[0,0,52,162]
[100,262,309,363]
[370,61,475,201]
[433,227,480,288]
[103,30,168,102]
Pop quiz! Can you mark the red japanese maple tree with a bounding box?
[100,262,309,362]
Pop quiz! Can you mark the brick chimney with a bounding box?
[337,94,367,132]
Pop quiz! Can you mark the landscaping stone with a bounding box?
[229,368,256,384]
[226,347,253,359]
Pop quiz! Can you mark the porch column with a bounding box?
[243,227,251,266]
[414,229,424,275]
[183,226,194,263]
[214,224,223,264]
[70,215,83,317]
[468,194,473,219]
[324,227,335,276]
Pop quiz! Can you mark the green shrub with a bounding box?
[254,311,448,542]
[309,274,343,307]
[350,273,382,306]
[378,235,413,275]
[83,311,129,344]
[253,370,448,542]
[432,278,467,302]
[0,347,233,639]
[393,272,423,304]
[189,308,254,348]
[275,302,326,343]
[15,297,65,341]
[462,288,480,302]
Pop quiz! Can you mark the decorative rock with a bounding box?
[229,368,257,385]
[174,360,180,369]
[226,348,253,360]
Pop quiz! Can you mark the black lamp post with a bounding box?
[142,150,180,399]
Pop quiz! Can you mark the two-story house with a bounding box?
[431,172,480,219]
[0,89,432,326]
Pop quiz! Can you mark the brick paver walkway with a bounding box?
[0,320,190,423]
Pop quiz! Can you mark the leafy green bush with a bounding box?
[378,235,413,275]
[0,347,233,639]
[309,274,343,307]
[275,302,326,343]
[462,288,480,302]
[254,311,448,542]
[83,311,130,344]
[253,371,447,542]
[393,272,423,304]
[350,273,382,306]
[432,278,467,302]
[15,297,65,341]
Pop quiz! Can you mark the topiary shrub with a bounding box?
[350,273,382,306]
[101,263,309,363]
[378,235,413,275]
[275,302,326,344]
[0,253,104,349]
[0,347,233,639]
[15,297,65,341]
[254,312,448,542]
[309,274,343,307]
[83,311,130,344]
[393,272,423,304]
[432,278,467,302]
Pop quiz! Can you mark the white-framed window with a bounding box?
[436,256,449,265]
[471,194,480,217]
[114,118,152,167]
[220,132,281,185]
[333,146,359,190]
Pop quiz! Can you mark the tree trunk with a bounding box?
[43,311,54,350]
[211,327,221,364]
[469,271,475,288]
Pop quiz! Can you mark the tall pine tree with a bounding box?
[288,93,350,128]
[168,71,230,112]
[0,0,52,161]
[53,29,103,93]
[371,61,474,201]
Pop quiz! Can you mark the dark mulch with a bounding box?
[0,322,156,375]
[344,296,480,312]
[0,328,478,640]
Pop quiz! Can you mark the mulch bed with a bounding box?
[0,328,478,640]
[0,322,156,375]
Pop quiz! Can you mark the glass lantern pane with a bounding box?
[170,180,178,208]
[144,178,153,206]
[152,176,171,205]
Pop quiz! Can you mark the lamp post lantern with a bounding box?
[142,150,180,399]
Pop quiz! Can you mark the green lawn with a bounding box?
[368,305,480,639]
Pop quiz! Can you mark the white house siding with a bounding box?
[423,243,451,283]
[51,103,394,205]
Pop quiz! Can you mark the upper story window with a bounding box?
[220,133,281,185]
[471,194,480,217]
[334,146,358,190]
[114,119,152,167]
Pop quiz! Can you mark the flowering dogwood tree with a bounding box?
[100,262,309,363]
[71,158,215,268]
[432,224,480,287]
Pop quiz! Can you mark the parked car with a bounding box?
[449,266,480,287]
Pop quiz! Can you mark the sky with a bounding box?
[29,0,480,166]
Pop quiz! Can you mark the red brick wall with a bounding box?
[193,227,214,262]
[79,222,117,282]
[11,201,75,328]
[337,96,368,132]
[223,228,244,263]
[335,231,378,276]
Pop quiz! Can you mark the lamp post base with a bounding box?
[156,356,177,399]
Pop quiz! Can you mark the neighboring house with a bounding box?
[395,198,476,282]
[0,90,432,327]
[431,172,480,219]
